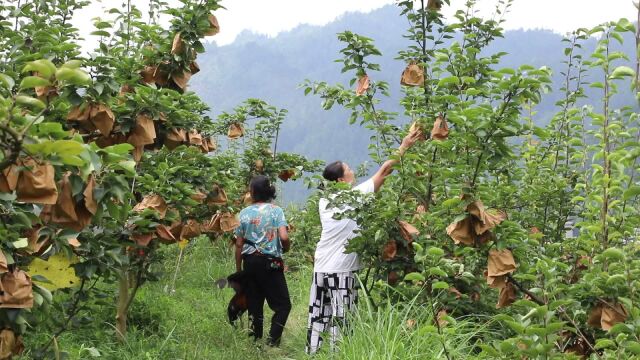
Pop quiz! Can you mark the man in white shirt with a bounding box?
[305,131,421,354]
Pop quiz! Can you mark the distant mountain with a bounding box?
[190,5,636,203]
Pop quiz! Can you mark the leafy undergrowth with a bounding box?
[25,239,309,359]
[24,239,488,359]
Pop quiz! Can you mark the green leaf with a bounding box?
[60,155,85,166]
[432,281,449,290]
[12,238,28,249]
[0,74,15,89]
[62,60,83,69]
[19,76,50,89]
[441,198,461,208]
[601,248,624,261]
[22,59,56,79]
[427,247,445,257]
[610,66,635,79]
[15,95,46,110]
[611,32,624,44]
[404,272,425,282]
[102,143,134,155]
[13,212,31,227]
[90,30,110,37]
[623,186,640,200]
[437,76,460,88]
[595,339,615,350]
[624,341,640,354]
[33,284,53,302]
[55,68,91,86]
[116,160,137,176]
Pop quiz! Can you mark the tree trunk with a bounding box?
[116,269,129,342]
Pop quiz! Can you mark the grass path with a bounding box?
[29,237,485,359]
[48,239,314,359]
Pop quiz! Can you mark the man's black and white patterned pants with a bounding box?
[305,271,357,354]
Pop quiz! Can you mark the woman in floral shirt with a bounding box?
[234,175,291,346]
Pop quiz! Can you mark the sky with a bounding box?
[73,0,636,48]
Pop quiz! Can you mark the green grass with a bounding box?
[26,239,311,359]
[23,239,487,359]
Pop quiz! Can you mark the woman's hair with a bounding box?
[322,161,344,182]
[250,175,276,202]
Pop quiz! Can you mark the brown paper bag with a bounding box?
[382,240,397,261]
[0,269,33,309]
[131,231,154,247]
[73,200,93,231]
[0,251,7,274]
[132,145,145,163]
[204,14,220,36]
[128,113,156,147]
[68,238,81,248]
[0,329,24,359]
[16,159,58,205]
[190,61,200,75]
[190,191,207,203]
[207,185,228,206]
[89,104,115,137]
[140,65,157,84]
[278,169,296,182]
[446,217,475,246]
[487,249,517,277]
[467,200,507,234]
[165,128,187,150]
[67,104,91,122]
[156,224,177,244]
[401,62,425,86]
[153,65,170,87]
[587,303,603,328]
[83,174,98,215]
[496,282,516,308]
[437,309,449,327]
[255,159,264,173]
[220,213,240,233]
[205,136,217,152]
[601,302,628,330]
[180,219,202,239]
[188,130,203,146]
[355,75,370,96]
[171,32,185,55]
[485,271,507,289]
[243,191,253,205]
[204,213,222,233]
[431,116,449,140]
[387,271,399,286]
[133,194,167,219]
[95,133,127,148]
[427,0,442,11]
[0,165,19,193]
[51,173,79,225]
[227,123,244,139]
[171,70,192,91]
[398,220,420,243]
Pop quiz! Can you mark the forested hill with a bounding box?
[190,4,634,203]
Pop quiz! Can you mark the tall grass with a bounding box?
[314,291,491,360]
[24,239,490,359]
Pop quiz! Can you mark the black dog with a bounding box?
[226,270,248,324]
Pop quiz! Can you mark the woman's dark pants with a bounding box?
[243,254,292,345]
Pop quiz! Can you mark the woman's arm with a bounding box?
[371,131,422,192]
[235,235,245,272]
[279,226,290,253]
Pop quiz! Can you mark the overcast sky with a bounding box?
[73,0,636,48]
